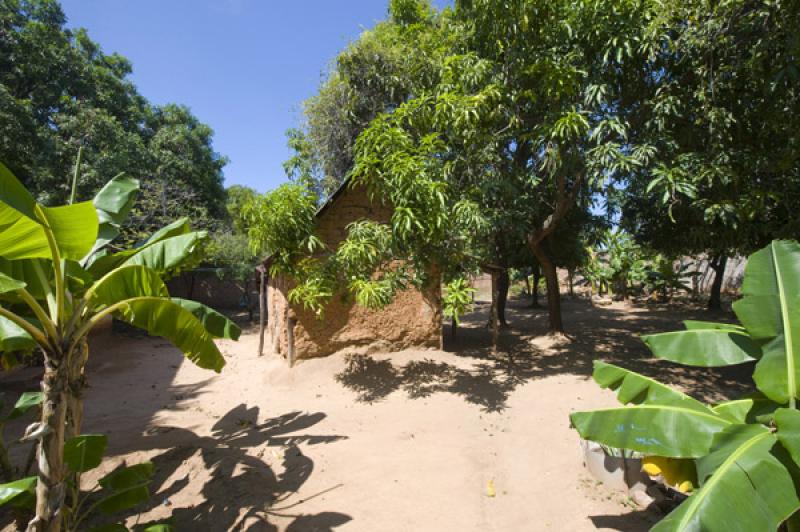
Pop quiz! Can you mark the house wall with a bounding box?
[168,270,258,310]
[267,183,442,360]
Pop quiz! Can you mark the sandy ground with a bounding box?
[0,296,751,531]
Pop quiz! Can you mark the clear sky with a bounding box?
[59,0,448,193]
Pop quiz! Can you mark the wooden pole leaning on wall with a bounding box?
[287,315,297,368]
[258,268,266,356]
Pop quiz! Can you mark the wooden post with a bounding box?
[258,268,266,356]
[287,316,297,367]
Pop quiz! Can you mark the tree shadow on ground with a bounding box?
[99,404,349,531]
[336,296,753,412]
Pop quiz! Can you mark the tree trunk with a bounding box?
[567,269,575,296]
[490,271,499,352]
[27,362,68,532]
[708,255,727,310]
[497,269,509,327]
[532,243,564,333]
[451,316,457,340]
[530,265,541,308]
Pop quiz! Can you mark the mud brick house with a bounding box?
[257,180,442,363]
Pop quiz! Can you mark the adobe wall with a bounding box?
[267,183,442,360]
[168,270,257,310]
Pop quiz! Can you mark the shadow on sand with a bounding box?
[335,296,753,413]
[95,404,349,531]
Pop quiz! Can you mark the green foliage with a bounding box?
[443,278,475,326]
[0,433,173,531]
[206,232,258,284]
[242,183,323,272]
[0,2,228,242]
[621,0,800,260]
[571,240,800,531]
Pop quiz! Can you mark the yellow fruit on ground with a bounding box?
[642,456,697,491]
[642,457,663,476]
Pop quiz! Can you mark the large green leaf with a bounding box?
[0,314,35,353]
[0,162,35,220]
[0,271,25,294]
[123,231,207,274]
[3,391,43,422]
[776,408,800,468]
[0,258,52,300]
[64,434,108,473]
[570,403,731,458]
[592,361,711,412]
[96,484,151,515]
[653,424,800,531]
[683,320,745,332]
[710,399,754,423]
[99,462,154,491]
[142,217,191,244]
[0,202,99,261]
[733,240,800,404]
[87,265,169,309]
[642,329,760,367]
[114,297,225,372]
[94,462,155,515]
[170,298,241,340]
[0,476,36,508]
[85,175,140,260]
[88,229,205,278]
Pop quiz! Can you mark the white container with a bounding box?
[581,439,649,494]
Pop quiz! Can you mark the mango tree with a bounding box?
[0,162,240,531]
[571,240,800,531]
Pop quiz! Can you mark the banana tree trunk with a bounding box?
[65,340,88,441]
[27,361,68,532]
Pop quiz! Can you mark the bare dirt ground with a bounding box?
[1,295,751,531]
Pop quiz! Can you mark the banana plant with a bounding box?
[571,240,800,531]
[0,433,174,531]
[0,162,240,531]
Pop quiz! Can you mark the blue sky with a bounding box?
[59,0,448,193]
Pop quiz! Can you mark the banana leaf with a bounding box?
[653,424,799,531]
[113,297,225,372]
[642,329,759,367]
[733,240,800,404]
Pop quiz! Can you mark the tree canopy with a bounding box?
[0,0,228,244]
